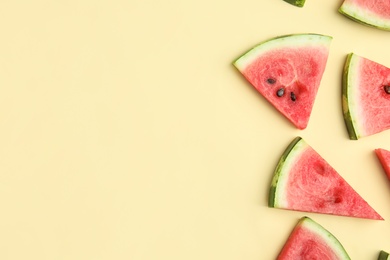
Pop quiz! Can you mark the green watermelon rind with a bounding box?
[268,136,305,207]
[286,217,351,259]
[339,2,390,31]
[342,53,360,140]
[233,33,332,72]
[378,250,390,260]
[283,0,306,8]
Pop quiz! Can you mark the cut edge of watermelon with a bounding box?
[269,136,307,208]
[339,1,390,31]
[342,53,362,140]
[233,33,332,72]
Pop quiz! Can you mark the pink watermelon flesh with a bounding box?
[277,217,350,259]
[234,34,331,130]
[339,0,390,31]
[269,137,383,220]
[284,144,380,218]
[375,148,390,180]
[342,53,390,139]
[355,56,390,136]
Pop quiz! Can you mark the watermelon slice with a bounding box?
[233,33,332,130]
[375,148,390,180]
[342,53,390,140]
[283,0,305,8]
[339,0,390,31]
[379,250,390,260]
[277,216,351,259]
[269,136,383,220]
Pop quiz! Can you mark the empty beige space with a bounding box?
[0,1,389,259]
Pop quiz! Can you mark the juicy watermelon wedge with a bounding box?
[375,148,390,180]
[277,216,351,259]
[283,0,306,8]
[233,34,332,130]
[269,136,383,220]
[342,53,390,140]
[339,0,390,31]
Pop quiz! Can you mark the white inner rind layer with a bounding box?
[340,1,390,30]
[233,34,332,71]
[345,54,364,139]
[273,139,308,207]
[300,217,351,259]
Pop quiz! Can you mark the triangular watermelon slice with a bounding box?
[269,136,383,220]
[277,216,351,259]
[339,0,390,31]
[233,33,332,130]
[342,53,390,140]
[375,148,390,180]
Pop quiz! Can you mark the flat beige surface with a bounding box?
[0,1,390,259]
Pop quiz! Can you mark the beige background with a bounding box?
[0,0,390,259]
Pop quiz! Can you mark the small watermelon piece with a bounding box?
[379,250,390,260]
[269,136,383,220]
[375,148,390,180]
[342,53,390,140]
[233,34,332,130]
[277,216,351,259]
[339,0,390,31]
[283,0,306,8]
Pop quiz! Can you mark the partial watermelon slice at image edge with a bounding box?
[269,136,383,220]
[339,0,390,31]
[379,250,390,260]
[375,148,390,181]
[342,53,390,139]
[283,0,305,8]
[277,216,351,259]
[233,33,332,130]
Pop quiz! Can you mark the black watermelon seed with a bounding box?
[384,85,390,94]
[290,92,296,101]
[266,78,276,84]
[276,88,285,97]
